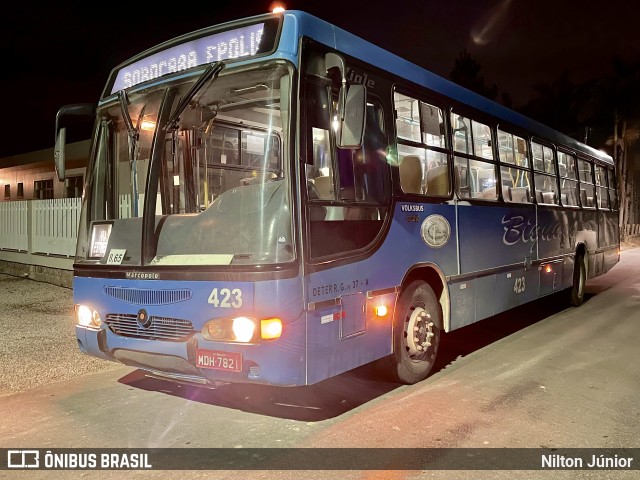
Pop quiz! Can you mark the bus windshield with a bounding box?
[76,63,294,267]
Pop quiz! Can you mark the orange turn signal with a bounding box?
[374,305,388,317]
[261,318,282,340]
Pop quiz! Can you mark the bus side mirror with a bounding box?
[54,128,66,181]
[325,52,366,149]
[338,84,365,148]
[54,103,96,181]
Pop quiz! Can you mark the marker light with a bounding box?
[374,305,388,317]
[75,304,102,328]
[271,4,285,13]
[545,265,552,273]
[232,317,256,342]
[261,318,283,340]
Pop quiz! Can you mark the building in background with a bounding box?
[0,140,89,201]
[0,140,90,287]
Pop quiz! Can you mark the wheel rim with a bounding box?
[404,306,435,360]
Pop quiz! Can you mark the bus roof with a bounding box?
[284,10,613,166]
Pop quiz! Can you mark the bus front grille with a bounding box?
[104,286,192,305]
[105,313,194,341]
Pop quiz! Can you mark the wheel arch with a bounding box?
[398,263,450,332]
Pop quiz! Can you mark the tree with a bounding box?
[589,58,640,234]
[518,72,589,142]
[449,49,498,101]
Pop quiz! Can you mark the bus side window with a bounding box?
[453,114,497,200]
[452,115,471,154]
[558,151,579,206]
[532,141,559,205]
[395,92,450,197]
[498,129,531,203]
[596,165,610,209]
[577,158,595,208]
[475,162,498,200]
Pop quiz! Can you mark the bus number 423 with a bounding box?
[514,277,526,294]
[208,288,243,308]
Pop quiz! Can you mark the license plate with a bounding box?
[196,349,242,372]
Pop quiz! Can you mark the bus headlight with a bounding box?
[75,304,102,328]
[202,317,283,342]
[232,317,255,342]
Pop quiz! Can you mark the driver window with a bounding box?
[305,77,390,259]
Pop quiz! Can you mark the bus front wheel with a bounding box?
[570,253,587,306]
[390,280,441,384]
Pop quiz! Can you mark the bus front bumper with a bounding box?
[75,318,306,386]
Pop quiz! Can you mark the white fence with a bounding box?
[0,198,82,257]
[32,199,82,256]
[0,201,28,251]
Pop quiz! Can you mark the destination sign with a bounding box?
[110,22,270,94]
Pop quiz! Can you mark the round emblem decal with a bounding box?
[137,308,152,329]
[421,215,451,248]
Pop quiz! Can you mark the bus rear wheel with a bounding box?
[570,253,587,306]
[390,280,441,384]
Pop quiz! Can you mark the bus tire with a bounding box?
[390,280,441,384]
[570,253,587,306]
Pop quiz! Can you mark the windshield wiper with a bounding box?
[117,89,147,216]
[165,61,225,131]
[118,90,138,156]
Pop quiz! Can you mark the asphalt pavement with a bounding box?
[0,274,119,396]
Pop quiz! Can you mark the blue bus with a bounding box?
[55,10,619,387]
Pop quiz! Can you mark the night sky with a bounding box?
[1,1,638,158]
